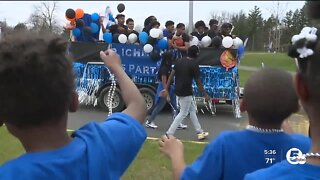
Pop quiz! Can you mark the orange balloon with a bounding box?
[75,9,84,19]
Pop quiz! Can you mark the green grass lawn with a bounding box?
[239,70,254,87]
[0,127,206,179]
[240,52,297,72]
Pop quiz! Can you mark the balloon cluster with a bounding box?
[142,28,167,53]
[65,8,101,38]
[190,35,244,49]
[102,27,168,54]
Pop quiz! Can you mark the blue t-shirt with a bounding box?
[0,113,147,180]
[181,130,311,180]
[163,29,172,38]
[244,160,320,180]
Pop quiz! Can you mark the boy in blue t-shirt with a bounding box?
[0,32,147,179]
[159,68,311,180]
[245,2,320,179]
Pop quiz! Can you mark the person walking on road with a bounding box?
[165,45,209,140]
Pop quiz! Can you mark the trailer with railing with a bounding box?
[70,42,242,118]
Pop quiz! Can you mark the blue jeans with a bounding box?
[148,82,178,123]
[148,97,167,123]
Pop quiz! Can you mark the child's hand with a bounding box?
[159,134,184,159]
[100,49,122,70]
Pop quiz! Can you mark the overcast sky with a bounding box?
[0,1,305,28]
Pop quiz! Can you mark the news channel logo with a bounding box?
[286,148,306,164]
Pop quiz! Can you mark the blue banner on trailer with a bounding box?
[109,43,159,77]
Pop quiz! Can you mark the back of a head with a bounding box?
[244,68,298,125]
[187,45,200,58]
[0,31,74,128]
[150,20,160,28]
[288,27,320,104]
[144,16,155,27]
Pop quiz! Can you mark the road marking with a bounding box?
[66,129,209,145]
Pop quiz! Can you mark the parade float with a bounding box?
[66,5,245,118]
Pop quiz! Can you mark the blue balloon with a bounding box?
[72,28,81,37]
[103,32,113,43]
[90,23,99,33]
[91,13,100,22]
[139,32,148,45]
[158,38,168,49]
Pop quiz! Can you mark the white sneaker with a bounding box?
[177,123,188,130]
[146,121,158,129]
[197,132,209,140]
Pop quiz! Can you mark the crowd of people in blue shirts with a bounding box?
[0,1,319,179]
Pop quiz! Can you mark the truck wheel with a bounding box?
[98,86,125,112]
[139,87,156,111]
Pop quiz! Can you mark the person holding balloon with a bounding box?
[142,16,158,35]
[169,23,190,58]
[218,23,234,39]
[125,18,139,45]
[190,20,208,41]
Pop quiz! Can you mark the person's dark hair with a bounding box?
[158,51,173,80]
[221,22,232,29]
[144,16,156,27]
[0,31,74,128]
[126,18,134,24]
[244,68,299,125]
[187,45,200,58]
[176,23,185,29]
[288,27,320,103]
[195,20,206,29]
[161,51,173,67]
[165,20,174,28]
[150,20,160,28]
[209,19,218,26]
[115,14,125,19]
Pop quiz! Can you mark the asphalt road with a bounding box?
[68,103,248,142]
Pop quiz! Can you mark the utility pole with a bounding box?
[188,0,193,34]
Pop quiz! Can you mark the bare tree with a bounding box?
[27,2,61,34]
[210,11,234,24]
[266,1,288,52]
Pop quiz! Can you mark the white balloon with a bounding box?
[301,27,311,35]
[143,44,153,53]
[150,28,160,38]
[233,37,243,49]
[291,35,301,44]
[201,36,212,47]
[190,36,199,46]
[118,34,127,44]
[128,33,138,44]
[222,36,233,48]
